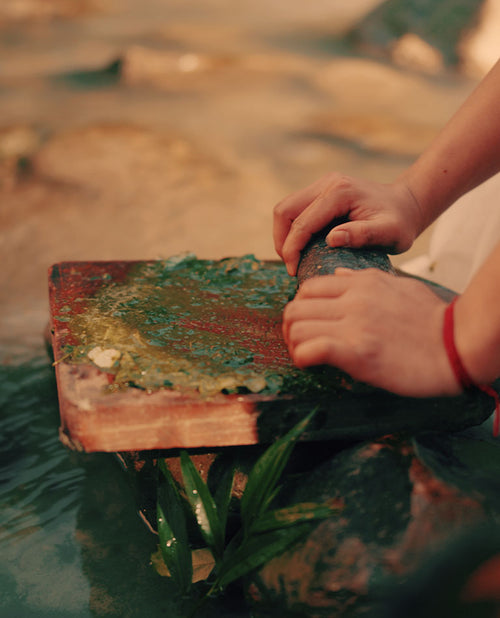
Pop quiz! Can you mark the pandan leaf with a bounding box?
[240,411,315,533]
[212,462,235,534]
[180,451,225,562]
[157,460,193,592]
[213,524,311,591]
[251,500,342,534]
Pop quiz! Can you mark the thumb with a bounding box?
[326,220,399,251]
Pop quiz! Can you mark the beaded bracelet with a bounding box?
[443,298,499,437]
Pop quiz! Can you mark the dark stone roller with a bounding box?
[297,223,395,286]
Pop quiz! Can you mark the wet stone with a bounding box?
[247,431,500,617]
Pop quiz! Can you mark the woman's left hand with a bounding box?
[283,269,460,397]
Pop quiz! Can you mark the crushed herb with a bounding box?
[59,254,355,397]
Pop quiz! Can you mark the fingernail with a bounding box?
[328,230,349,247]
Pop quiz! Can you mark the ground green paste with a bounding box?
[61,254,356,397]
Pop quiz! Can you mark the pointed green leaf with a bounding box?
[212,462,235,534]
[180,450,225,561]
[240,410,315,532]
[213,524,310,591]
[156,461,193,592]
[251,500,342,534]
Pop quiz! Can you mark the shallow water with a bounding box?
[0,352,251,616]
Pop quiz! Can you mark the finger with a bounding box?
[273,177,331,257]
[287,320,339,351]
[290,336,340,369]
[325,219,400,252]
[295,274,351,299]
[273,196,310,259]
[281,191,350,276]
[282,298,344,341]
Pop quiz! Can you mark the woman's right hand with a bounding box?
[273,172,424,276]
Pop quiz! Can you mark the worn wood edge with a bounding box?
[55,362,265,452]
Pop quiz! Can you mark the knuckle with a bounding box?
[288,321,304,344]
[283,301,297,322]
[289,216,308,235]
[314,337,335,364]
[351,329,379,363]
[330,174,354,193]
[273,199,288,218]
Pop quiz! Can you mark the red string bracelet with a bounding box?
[443,298,499,437]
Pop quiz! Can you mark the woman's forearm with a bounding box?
[454,240,500,384]
[400,59,500,232]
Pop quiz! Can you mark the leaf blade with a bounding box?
[180,450,225,561]
[251,500,342,534]
[156,461,193,592]
[240,410,315,532]
[213,462,235,534]
[214,524,310,591]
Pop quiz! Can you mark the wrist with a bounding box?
[391,176,426,240]
[396,159,460,233]
[446,296,500,436]
[453,295,500,385]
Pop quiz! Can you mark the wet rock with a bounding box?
[0,125,42,188]
[122,45,234,86]
[32,123,228,196]
[121,46,233,91]
[310,57,469,129]
[391,33,444,74]
[248,433,500,617]
[54,59,122,90]
[0,0,94,24]
[459,0,500,77]
[300,110,439,158]
[343,0,482,69]
[384,525,500,618]
[120,45,311,94]
[305,56,473,161]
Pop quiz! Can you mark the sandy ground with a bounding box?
[0,0,489,361]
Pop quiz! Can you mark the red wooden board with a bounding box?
[48,259,495,453]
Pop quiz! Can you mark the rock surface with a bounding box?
[248,429,500,617]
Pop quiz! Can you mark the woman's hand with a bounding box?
[273,172,423,276]
[283,269,460,397]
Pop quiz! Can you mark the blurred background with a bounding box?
[0,1,499,616]
[1,0,499,359]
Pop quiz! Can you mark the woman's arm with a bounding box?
[401,58,500,230]
[274,59,500,277]
[454,239,500,384]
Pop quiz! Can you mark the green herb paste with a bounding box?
[61,254,355,397]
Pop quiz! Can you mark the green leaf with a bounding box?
[212,462,235,534]
[251,500,342,534]
[240,411,315,533]
[180,451,225,562]
[213,524,310,591]
[157,460,193,592]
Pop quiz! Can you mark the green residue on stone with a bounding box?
[63,254,311,396]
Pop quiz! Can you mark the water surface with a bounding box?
[0,353,249,616]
